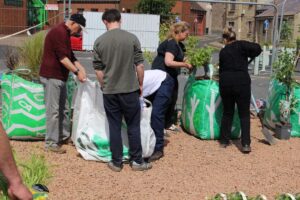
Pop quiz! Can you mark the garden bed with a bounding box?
[9,118,300,199]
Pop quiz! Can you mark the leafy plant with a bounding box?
[185,36,214,68]
[280,21,293,48]
[275,193,296,200]
[159,23,171,42]
[143,50,155,65]
[272,49,297,124]
[296,37,300,55]
[4,48,20,70]
[0,153,51,199]
[18,31,46,80]
[136,0,176,22]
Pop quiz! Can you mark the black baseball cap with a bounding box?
[70,14,86,32]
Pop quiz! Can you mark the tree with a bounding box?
[136,0,176,22]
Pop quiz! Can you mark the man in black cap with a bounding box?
[40,14,87,154]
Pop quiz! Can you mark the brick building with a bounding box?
[224,0,256,41]
[0,0,28,34]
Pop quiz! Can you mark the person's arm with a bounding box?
[95,70,104,88]
[164,52,192,69]
[133,36,145,96]
[93,42,106,88]
[53,30,86,82]
[0,123,32,200]
[136,63,144,96]
[60,58,86,82]
[164,40,192,69]
[241,41,262,58]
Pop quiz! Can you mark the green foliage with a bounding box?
[185,36,214,69]
[143,50,155,65]
[273,49,296,93]
[275,194,296,200]
[0,173,8,199]
[19,154,52,187]
[273,49,297,123]
[280,21,293,48]
[159,23,171,42]
[18,31,46,80]
[0,153,51,199]
[296,37,300,54]
[136,0,176,22]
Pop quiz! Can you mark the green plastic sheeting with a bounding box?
[264,80,300,137]
[181,76,241,140]
[1,74,46,139]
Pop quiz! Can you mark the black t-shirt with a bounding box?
[219,40,262,87]
[152,39,185,78]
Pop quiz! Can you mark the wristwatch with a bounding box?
[73,68,80,76]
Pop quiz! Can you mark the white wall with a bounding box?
[82,12,160,52]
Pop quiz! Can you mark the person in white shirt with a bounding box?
[143,70,175,162]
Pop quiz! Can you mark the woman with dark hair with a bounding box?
[218,28,262,153]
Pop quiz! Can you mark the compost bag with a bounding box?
[1,73,46,139]
[72,80,156,162]
[181,75,241,139]
[263,79,300,137]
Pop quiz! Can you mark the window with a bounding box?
[230,0,236,10]
[248,21,253,33]
[77,8,84,14]
[229,22,235,28]
[126,9,131,13]
[4,0,23,7]
[91,8,98,12]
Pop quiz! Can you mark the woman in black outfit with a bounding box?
[219,28,262,153]
[152,22,192,133]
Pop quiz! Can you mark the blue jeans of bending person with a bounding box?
[146,75,175,152]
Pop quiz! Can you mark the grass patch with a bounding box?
[0,153,51,199]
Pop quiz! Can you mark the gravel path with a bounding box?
[11,118,300,200]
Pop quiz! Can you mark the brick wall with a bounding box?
[0,0,27,34]
[57,2,119,22]
[119,0,138,13]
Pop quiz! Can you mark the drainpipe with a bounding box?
[63,0,66,21]
[68,0,72,17]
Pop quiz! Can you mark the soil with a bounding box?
[10,118,300,200]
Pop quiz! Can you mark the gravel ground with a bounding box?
[10,118,300,200]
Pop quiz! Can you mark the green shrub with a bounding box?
[0,153,51,199]
[18,31,46,80]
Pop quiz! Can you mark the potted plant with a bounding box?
[185,36,214,78]
[272,49,298,139]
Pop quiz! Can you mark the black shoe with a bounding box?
[218,141,230,148]
[130,161,152,171]
[242,145,251,153]
[107,161,123,172]
[148,151,164,162]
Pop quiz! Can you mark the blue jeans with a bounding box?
[146,75,175,152]
[103,91,143,166]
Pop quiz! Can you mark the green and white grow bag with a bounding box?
[1,74,46,139]
[263,79,300,137]
[181,75,241,140]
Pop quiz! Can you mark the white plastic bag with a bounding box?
[72,79,155,161]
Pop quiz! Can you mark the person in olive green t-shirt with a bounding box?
[93,9,152,172]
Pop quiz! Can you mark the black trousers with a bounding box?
[219,84,251,146]
[103,91,143,166]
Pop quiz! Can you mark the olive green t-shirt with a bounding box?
[93,28,144,94]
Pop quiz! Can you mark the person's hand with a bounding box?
[184,63,193,70]
[8,182,32,200]
[77,70,87,83]
[139,85,143,97]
